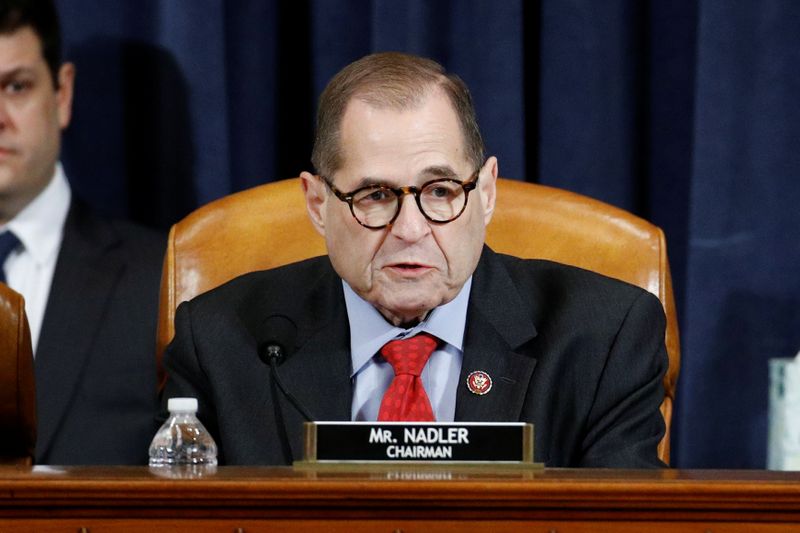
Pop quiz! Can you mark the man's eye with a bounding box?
[425,185,458,200]
[370,190,386,200]
[360,189,391,203]
[3,80,33,94]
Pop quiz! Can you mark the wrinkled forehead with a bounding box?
[335,89,471,183]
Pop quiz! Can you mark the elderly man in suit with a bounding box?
[162,52,668,467]
[0,0,163,464]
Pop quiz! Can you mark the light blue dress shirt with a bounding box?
[345,278,472,422]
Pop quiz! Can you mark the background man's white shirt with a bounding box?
[2,164,70,354]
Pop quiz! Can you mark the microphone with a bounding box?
[257,314,297,366]
[257,315,314,422]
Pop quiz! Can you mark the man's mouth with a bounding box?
[386,262,433,275]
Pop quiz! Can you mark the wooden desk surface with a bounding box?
[2,466,800,532]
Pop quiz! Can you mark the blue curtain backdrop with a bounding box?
[53,0,800,469]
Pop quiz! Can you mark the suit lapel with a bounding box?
[455,248,538,422]
[265,268,353,461]
[34,202,123,458]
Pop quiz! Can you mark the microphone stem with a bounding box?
[269,358,315,421]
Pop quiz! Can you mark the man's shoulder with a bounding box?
[494,251,645,291]
[48,202,166,314]
[63,200,165,261]
[485,250,660,313]
[189,255,336,312]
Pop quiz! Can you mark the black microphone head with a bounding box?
[257,314,298,366]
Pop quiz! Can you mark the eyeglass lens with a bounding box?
[351,180,467,227]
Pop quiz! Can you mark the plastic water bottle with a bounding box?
[149,397,218,468]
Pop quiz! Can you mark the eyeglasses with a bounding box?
[322,171,480,229]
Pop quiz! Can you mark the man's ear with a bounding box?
[300,171,327,237]
[56,63,75,129]
[478,156,498,226]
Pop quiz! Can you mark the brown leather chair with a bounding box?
[158,177,680,463]
[0,283,36,465]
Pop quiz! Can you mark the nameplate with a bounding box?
[301,421,534,463]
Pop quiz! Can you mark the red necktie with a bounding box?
[377,333,438,421]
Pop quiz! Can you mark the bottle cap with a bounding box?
[168,397,198,413]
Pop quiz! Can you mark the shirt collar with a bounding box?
[5,163,71,266]
[344,276,473,377]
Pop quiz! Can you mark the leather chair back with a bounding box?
[158,177,680,463]
[0,283,36,465]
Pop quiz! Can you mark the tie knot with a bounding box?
[0,231,20,259]
[380,332,438,377]
[0,231,20,284]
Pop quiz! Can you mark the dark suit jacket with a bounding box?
[162,247,668,467]
[35,200,165,465]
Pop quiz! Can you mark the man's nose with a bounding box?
[389,194,431,242]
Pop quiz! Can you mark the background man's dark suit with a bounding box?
[163,247,668,468]
[34,200,164,465]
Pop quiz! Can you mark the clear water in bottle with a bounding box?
[149,397,218,468]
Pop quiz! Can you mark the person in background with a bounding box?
[162,52,668,467]
[0,0,164,465]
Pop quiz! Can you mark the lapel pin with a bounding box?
[466,370,492,395]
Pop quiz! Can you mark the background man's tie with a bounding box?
[377,332,438,421]
[0,231,20,284]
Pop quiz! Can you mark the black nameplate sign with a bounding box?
[302,421,533,463]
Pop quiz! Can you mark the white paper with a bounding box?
[782,353,800,469]
[768,354,800,470]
